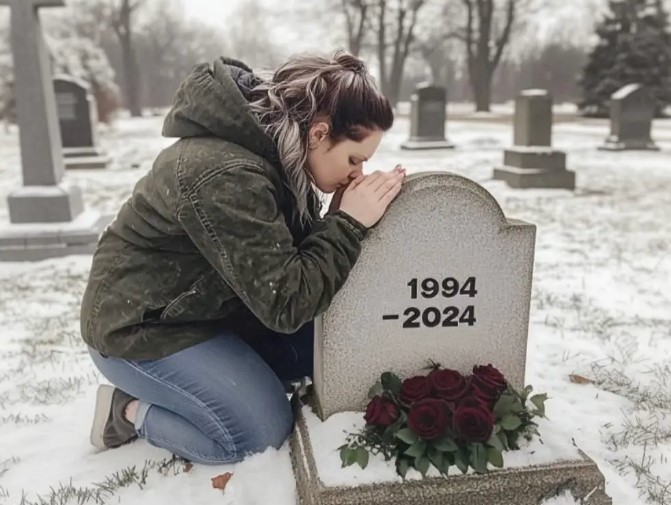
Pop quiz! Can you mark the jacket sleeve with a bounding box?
[177,163,368,333]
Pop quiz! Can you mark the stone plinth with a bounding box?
[290,396,612,505]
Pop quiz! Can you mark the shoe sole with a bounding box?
[90,384,115,450]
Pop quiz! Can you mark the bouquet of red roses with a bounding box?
[338,363,547,478]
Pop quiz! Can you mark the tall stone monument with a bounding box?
[401,84,454,150]
[290,172,611,505]
[54,75,110,169]
[493,90,575,190]
[599,83,660,151]
[0,0,106,261]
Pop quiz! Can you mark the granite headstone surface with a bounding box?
[314,172,536,419]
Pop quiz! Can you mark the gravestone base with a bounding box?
[290,395,611,505]
[598,137,660,152]
[8,184,84,223]
[0,209,111,261]
[63,147,111,169]
[493,166,576,190]
[494,148,575,190]
[401,138,455,150]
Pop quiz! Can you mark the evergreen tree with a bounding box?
[579,0,671,117]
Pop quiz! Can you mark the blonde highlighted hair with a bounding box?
[247,50,393,226]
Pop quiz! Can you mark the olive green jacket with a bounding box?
[80,57,368,359]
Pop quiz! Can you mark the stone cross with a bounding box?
[313,172,537,419]
[0,0,66,187]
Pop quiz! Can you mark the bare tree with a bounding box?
[375,0,426,106]
[340,0,371,55]
[458,0,518,111]
[111,0,145,117]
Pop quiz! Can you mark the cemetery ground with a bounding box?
[0,108,670,505]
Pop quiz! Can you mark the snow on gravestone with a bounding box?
[313,172,536,419]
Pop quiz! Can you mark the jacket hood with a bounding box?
[162,57,278,163]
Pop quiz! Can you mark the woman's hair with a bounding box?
[247,50,394,226]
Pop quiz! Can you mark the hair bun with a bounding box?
[333,50,367,74]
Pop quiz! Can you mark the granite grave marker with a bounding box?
[401,84,454,150]
[493,89,575,189]
[599,83,659,151]
[54,75,110,169]
[0,0,107,261]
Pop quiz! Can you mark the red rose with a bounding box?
[400,376,432,405]
[407,399,450,440]
[428,368,469,401]
[471,364,507,402]
[364,396,399,427]
[453,403,495,443]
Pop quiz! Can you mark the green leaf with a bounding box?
[454,449,469,474]
[339,447,348,467]
[433,437,458,452]
[356,447,369,469]
[521,385,533,401]
[381,372,403,396]
[486,432,504,451]
[340,447,358,467]
[487,448,504,468]
[438,455,452,476]
[530,393,548,415]
[501,414,522,431]
[428,447,444,470]
[415,455,430,477]
[404,440,427,458]
[396,458,410,479]
[396,428,420,445]
[497,431,509,450]
[470,443,489,474]
[367,380,383,399]
[492,394,516,418]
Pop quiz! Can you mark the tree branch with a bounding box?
[491,0,515,70]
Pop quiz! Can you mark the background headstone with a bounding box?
[401,83,454,150]
[599,83,660,151]
[0,0,107,261]
[314,172,536,419]
[54,75,110,169]
[493,89,575,189]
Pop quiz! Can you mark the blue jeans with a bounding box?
[88,322,313,464]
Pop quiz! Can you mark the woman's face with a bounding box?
[306,122,383,194]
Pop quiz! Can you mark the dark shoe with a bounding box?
[90,385,138,450]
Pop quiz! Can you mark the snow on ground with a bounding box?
[0,111,670,505]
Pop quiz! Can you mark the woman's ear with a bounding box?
[309,121,330,147]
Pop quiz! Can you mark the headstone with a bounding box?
[493,89,575,189]
[599,83,660,151]
[54,75,110,169]
[315,172,536,418]
[401,84,454,150]
[290,172,611,505]
[0,0,108,261]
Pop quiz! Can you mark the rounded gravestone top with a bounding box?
[387,171,508,229]
[53,74,90,92]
